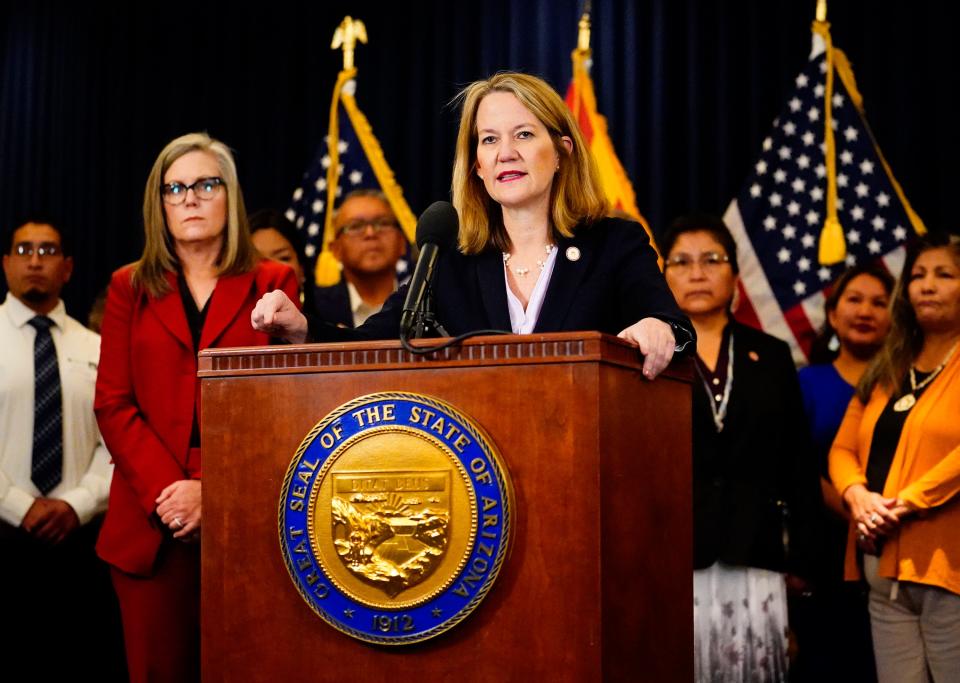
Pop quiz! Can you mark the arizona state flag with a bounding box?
[564,14,658,259]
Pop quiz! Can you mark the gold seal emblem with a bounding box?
[279,393,513,644]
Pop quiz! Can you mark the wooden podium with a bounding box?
[198,332,692,682]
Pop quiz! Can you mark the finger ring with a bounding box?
[869,513,880,524]
[174,517,183,529]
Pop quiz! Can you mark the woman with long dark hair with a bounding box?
[829,233,960,683]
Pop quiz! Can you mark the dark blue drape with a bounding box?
[1,1,956,319]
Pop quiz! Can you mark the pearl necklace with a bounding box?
[503,244,555,277]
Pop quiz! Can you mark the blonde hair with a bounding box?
[451,72,609,254]
[132,132,257,297]
[857,233,960,402]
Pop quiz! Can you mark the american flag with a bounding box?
[725,27,925,363]
[286,75,416,287]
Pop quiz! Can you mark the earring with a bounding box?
[828,333,840,352]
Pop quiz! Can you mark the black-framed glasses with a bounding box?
[14,242,62,258]
[336,216,398,237]
[161,177,225,205]
[664,251,731,273]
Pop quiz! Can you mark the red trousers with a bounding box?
[111,540,200,683]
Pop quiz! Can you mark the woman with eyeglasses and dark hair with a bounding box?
[94,133,299,682]
[829,233,960,683]
[793,265,893,682]
[662,213,821,683]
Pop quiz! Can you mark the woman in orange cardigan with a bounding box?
[829,233,960,683]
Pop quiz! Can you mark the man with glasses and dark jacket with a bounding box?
[315,189,407,328]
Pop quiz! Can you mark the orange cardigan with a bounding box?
[829,350,960,596]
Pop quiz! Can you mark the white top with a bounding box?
[0,293,112,526]
[346,280,396,328]
[504,245,559,334]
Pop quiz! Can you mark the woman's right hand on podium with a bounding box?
[252,290,308,343]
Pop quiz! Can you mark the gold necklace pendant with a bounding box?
[893,393,916,412]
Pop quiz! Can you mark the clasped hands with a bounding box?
[843,483,915,553]
[156,479,201,542]
[21,498,80,545]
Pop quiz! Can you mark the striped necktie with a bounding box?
[28,316,63,494]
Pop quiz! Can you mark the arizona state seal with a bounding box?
[278,392,513,644]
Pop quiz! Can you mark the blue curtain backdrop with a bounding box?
[1,0,956,319]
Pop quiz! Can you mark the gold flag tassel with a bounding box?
[814,15,846,266]
[314,67,354,287]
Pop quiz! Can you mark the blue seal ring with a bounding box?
[278,392,513,645]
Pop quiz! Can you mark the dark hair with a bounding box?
[660,213,739,274]
[248,208,315,304]
[248,209,307,265]
[808,264,895,364]
[857,232,960,401]
[6,214,70,256]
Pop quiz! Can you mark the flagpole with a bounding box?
[565,6,660,261]
[312,17,369,286]
[813,2,847,265]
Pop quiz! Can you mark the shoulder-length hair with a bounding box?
[808,264,894,365]
[857,233,960,401]
[132,132,257,297]
[451,72,609,254]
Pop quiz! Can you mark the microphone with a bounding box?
[399,201,459,339]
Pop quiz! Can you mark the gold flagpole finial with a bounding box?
[331,16,368,71]
[576,13,592,54]
[816,0,827,23]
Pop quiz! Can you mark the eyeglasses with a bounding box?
[336,217,398,238]
[664,251,731,273]
[13,242,62,258]
[161,177,225,205]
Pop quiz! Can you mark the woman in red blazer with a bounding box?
[95,133,298,683]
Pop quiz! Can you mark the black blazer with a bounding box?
[692,322,822,577]
[309,217,692,343]
[312,280,354,329]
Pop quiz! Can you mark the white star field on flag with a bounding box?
[726,47,918,361]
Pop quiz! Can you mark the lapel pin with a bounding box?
[748,350,760,361]
[565,246,581,262]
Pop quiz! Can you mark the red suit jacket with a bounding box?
[95,260,298,576]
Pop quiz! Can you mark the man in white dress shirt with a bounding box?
[0,219,125,679]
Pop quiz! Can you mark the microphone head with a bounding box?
[415,201,459,249]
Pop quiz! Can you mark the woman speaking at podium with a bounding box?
[252,72,693,379]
